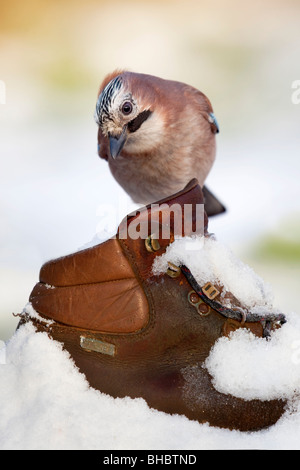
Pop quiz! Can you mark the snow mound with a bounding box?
[205,311,300,402]
[1,316,300,450]
[0,322,177,450]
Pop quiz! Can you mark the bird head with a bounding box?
[94,71,158,159]
[94,70,219,162]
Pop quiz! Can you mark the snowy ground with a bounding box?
[1,309,300,450]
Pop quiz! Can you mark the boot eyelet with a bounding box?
[188,290,199,305]
[188,290,211,316]
[197,302,210,316]
[145,234,161,253]
[202,282,220,300]
[231,306,247,325]
[166,262,181,278]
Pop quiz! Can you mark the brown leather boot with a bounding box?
[24,179,286,431]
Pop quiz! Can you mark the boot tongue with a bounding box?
[118,178,208,241]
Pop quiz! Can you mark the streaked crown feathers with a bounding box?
[94,75,123,127]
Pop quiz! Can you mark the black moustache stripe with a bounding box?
[128,109,152,133]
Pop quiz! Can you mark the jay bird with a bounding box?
[94,70,225,216]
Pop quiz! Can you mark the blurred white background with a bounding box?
[1,0,300,340]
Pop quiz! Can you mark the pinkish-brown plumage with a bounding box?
[95,70,224,214]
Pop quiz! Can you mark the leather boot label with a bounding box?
[80,336,116,356]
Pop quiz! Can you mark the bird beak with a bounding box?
[109,126,127,159]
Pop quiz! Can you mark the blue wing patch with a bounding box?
[208,112,219,134]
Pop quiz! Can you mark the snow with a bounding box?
[153,236,276,313]
[1,314,300,450]
[205,312,300,402]
[1,237,300,450]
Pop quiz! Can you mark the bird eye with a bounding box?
[121,101,133,115]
